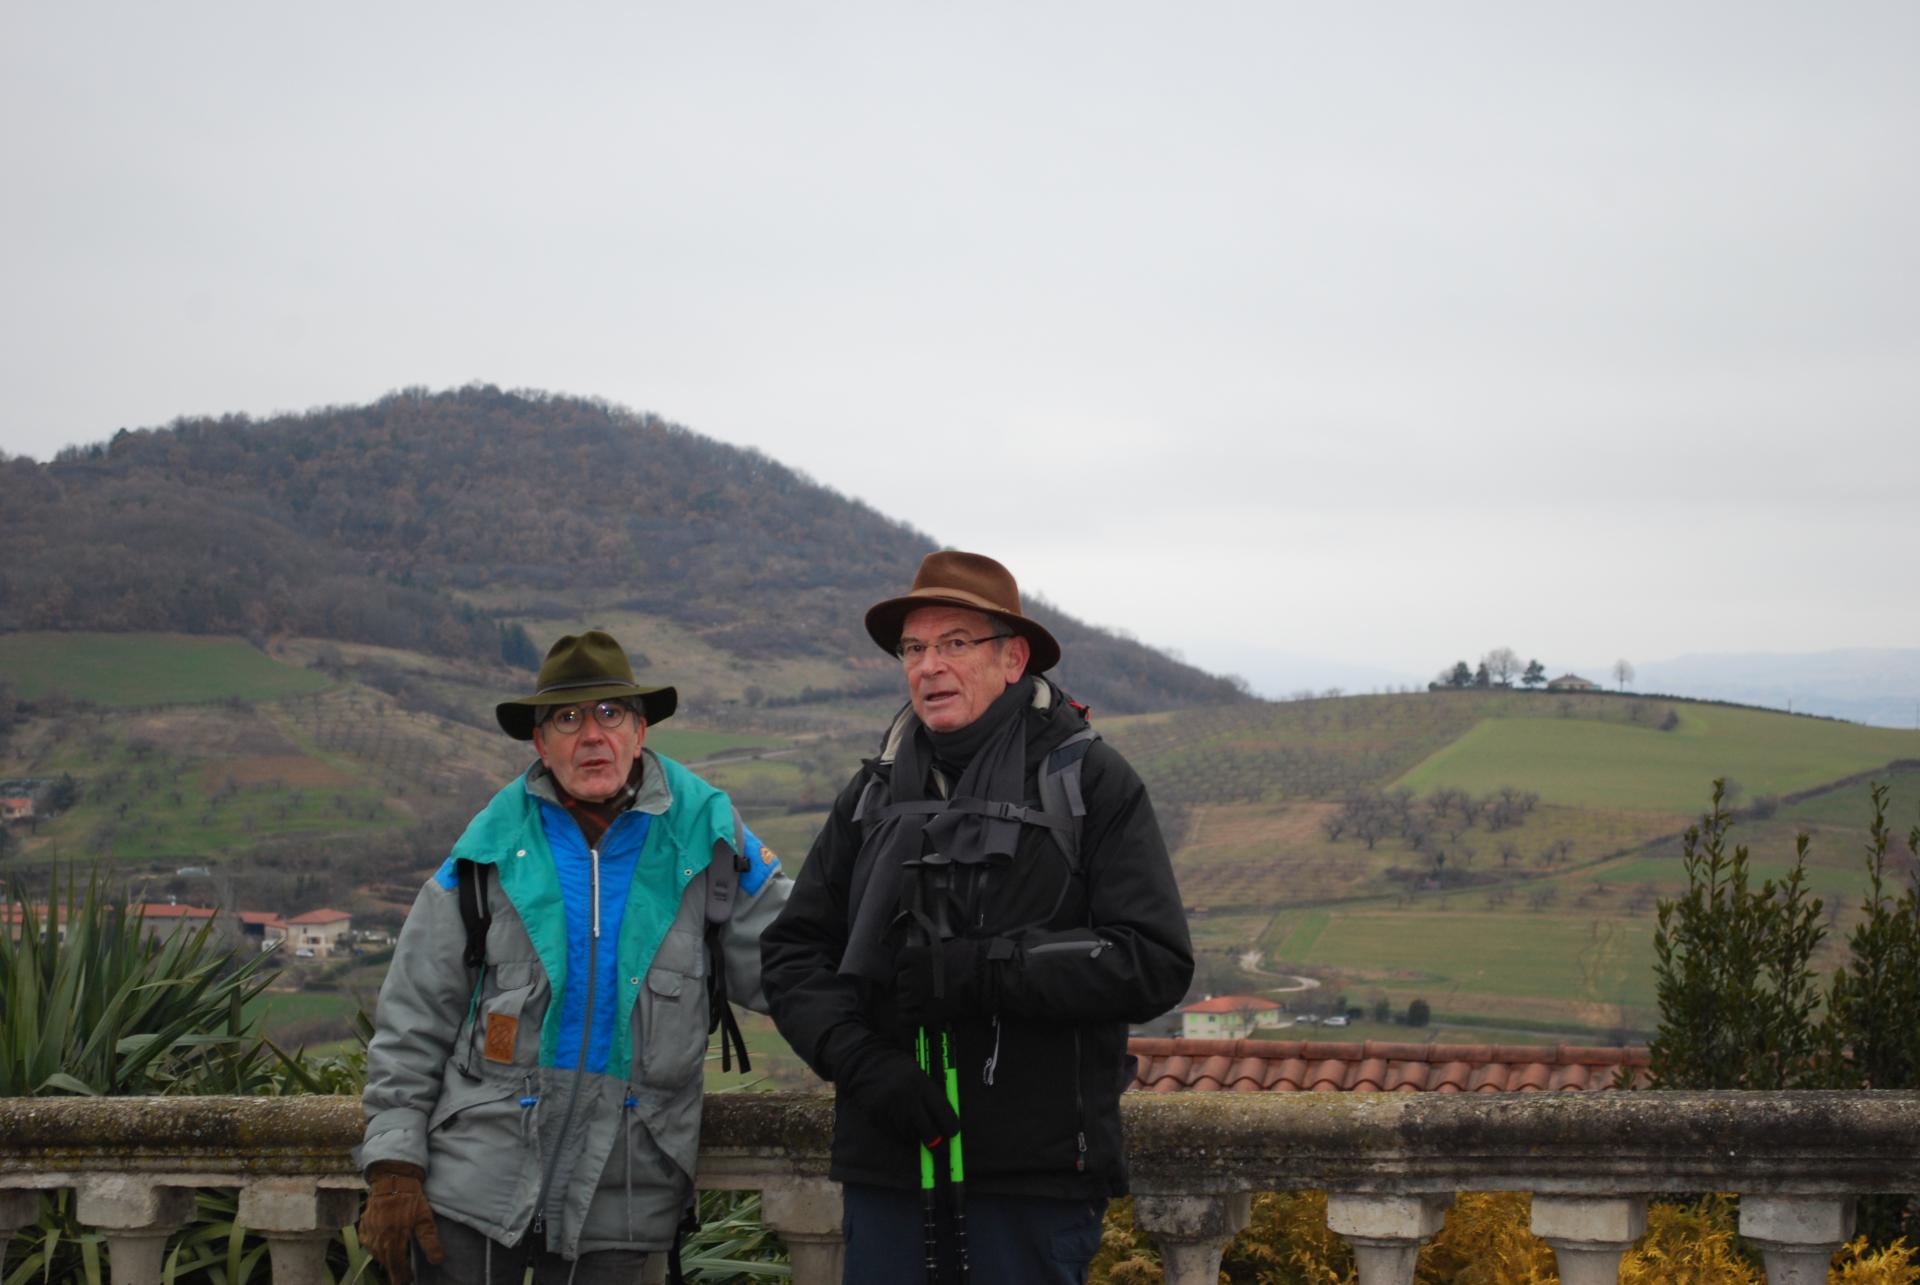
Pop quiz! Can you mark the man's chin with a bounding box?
[915,704,970,732]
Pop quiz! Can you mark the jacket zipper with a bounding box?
[1025,938,1111,958]
[1072,1027,1086,1172]
[532,842,602,1240]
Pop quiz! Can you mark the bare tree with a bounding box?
[1613,658,1635,691]
[1483,647,1522,687]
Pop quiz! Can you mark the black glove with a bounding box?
[894,938,990,1029]
[834,1037,961,1150]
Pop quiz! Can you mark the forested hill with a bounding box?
[0,385,1244,714]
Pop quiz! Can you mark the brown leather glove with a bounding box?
[358,1161,444,1284]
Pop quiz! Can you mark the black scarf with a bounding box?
[838,678,1033,981]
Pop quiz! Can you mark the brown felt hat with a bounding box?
[864,550,1060,674]
[495,631,676,740]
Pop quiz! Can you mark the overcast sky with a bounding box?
[4,3,1915,695]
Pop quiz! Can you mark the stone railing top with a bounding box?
[0,1095,363,1177]
[5,1090,1919,1199]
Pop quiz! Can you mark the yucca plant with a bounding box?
[0,869,278,1097]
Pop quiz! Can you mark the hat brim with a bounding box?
[496,684,678,741]
[864,593,1060,675]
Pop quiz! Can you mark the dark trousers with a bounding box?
[841,1182,1105,1285]
[413,1217,650,1285]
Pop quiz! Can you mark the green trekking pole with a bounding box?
[936,1024,968,1281]
[915,1023,940,1282]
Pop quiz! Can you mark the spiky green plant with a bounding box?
[0,869,278,1097]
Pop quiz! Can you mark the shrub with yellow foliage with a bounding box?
[1087,1190,1918,1284]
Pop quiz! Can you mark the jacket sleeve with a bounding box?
[989,742,1195,1025]
[757,773,874,1080]
[356,874,471,1172]
[718,822,794,1015]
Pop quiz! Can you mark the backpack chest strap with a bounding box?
[875,794,1076,832]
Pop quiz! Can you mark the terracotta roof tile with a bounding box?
[1350,1057,1388,1091]
[1128,1038,1651,1094]
[287,908,350,925]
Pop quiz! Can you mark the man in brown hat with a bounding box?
[357,631,790,1282]
[762,552,1194,1283]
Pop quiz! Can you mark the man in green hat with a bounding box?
[356,631,791,1282]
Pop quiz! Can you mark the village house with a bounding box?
[1180,994,1286,1041]
[1545,673,1598,692]
[282,908,352,958]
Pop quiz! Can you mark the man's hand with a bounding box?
[358,1161,444,1284]
[834,1038,961,1150]
[893,939,989,1029]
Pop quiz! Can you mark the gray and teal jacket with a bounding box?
[357,748,790,1257]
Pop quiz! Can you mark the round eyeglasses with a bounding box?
[539,700,635,735]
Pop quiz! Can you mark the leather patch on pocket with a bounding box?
[484,1012,518,1062]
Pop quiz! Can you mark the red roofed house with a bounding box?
[1,796,33,821]
[1130,1037,1649,1094]
[284,908,352,959]
[236,910,288,953]
[1180,994,1285,1041]
[136,903,222,942]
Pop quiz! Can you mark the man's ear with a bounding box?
[1002,634,1031,682]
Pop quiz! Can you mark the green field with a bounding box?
[1266,908,1659,1011]
[647,728,786,762]
[1394,706,1920,812]
[0,632,332,706]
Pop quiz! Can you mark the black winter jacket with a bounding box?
[760,681,1194,1199]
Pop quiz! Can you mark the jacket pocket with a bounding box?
[424,1077,534,1229]
[461,960,539,1069]
[638,968,706,1087]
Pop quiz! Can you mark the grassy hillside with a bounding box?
[0,633,331,706]
[1395,704,1920,812]
[1123,689,1920,1044]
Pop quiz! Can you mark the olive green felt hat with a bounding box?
[495,631,676,740]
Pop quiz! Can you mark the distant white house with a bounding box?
[1180,994,1286,1041]
[1546,674,1599,692]
[283,908,352,959]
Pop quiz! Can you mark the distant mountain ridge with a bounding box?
[1633,649,1920,730]
[0,385,1246,715]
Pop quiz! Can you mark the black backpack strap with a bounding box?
[667,1199,698,1285]
[456,858,492,970]
[1037,727,1100,870]
[704,807,752,1074]
[453,859,492,1078]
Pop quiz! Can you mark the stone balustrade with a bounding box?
[4,1090,1918,1284]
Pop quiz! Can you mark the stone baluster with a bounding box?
[758,1177,847,1285]
[1530,1195,1646,1285]
[1133,1192,1252,1285]
[235,1179,361,1285]
[1326,1193,1450,1285]
[1,1186,43,1245]
[1739,1195,1854,1285]
[76,1175,196,1285]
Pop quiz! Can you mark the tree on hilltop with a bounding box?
[1443,661,1472,688]
[1613,658,1635,691]
[1473,662,1491,689]
[1482,647,1521,687]
[1521,658,1546,688]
